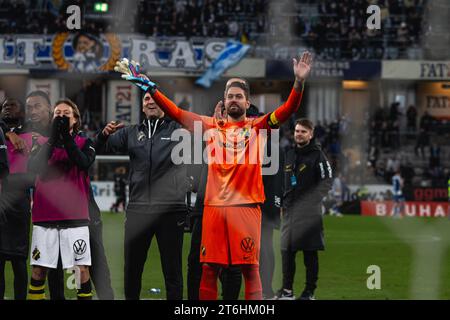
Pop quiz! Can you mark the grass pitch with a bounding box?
[3,214,450,300]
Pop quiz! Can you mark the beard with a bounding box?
[295,137,310,147]
[226,103,245,119]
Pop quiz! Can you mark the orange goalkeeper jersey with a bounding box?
[152,87,304,206]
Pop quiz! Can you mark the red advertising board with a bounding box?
[361,201,450,217]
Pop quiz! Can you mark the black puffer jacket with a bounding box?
[281,140,332,251]
[96,117,187,214]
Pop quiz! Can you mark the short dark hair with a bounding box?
[225,81,250,100]
[295,118,314,131]
[54,98,82,133]
[2,98,25,112]
[226,77,249,88]
[26,90,51,106]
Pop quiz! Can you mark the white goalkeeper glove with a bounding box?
[114,58,157,93]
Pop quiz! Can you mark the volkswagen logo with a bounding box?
[240,237,255,253]
[73,239,87,255]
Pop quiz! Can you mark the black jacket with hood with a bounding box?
[281,139,333,251]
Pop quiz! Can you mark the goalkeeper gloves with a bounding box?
[114,58,157,93]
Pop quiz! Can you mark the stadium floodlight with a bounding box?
[94,2,108,13]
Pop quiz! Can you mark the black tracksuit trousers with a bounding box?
[124,211,184,300]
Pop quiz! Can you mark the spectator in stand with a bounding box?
[414,129,429,159]
[429,143,441,169]
[400,160,415,187]
[389,102,401,123]
[406,105,417,135]
[389,120,400,149]
[380,121,390,149]
[397,22,410,56]
[314,121,326,147]
[419,111,433,131]
[429,166,445,187]
[368,144,379,169]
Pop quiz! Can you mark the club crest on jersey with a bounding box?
[137,131,146,141]
[32,247,41,261]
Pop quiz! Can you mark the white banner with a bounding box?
[91,181,116,211]
[27,79,60,106]
[107,80,140,125]
[382,60,450,80]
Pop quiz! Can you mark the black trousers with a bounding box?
[47,220,115,300]
[259,223,275,297]
[124,212,184,300]
[187,215,242,300]
[88,220,115,299]
[47,257,65,300]
[281,250,318,292]
[0,256,28,300]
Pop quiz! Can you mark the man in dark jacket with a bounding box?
[0,98,31,300]
[276,118,332,300]
[97,91,187,300]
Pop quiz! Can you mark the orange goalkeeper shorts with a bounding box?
[200,205,261,266]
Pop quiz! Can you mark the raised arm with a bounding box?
[261,51,313,129]
[115,58,209,132]
[151,89,205,132]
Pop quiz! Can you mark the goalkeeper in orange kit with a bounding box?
[115,52,313,300]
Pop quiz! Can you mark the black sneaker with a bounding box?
[275,288,295,300]
[297,290,315,300]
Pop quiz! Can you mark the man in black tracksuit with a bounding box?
[97,91,187,300]
[277,118,332,300]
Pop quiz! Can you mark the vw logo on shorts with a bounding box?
[240,237,255,253]
[73,239,87,255]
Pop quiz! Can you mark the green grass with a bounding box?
[3,214,450,299]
